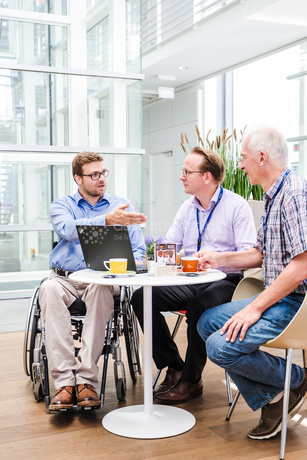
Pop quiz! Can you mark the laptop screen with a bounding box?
[77,225,137,272]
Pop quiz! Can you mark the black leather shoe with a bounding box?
[155,380,203,404]
[153,368,182,397]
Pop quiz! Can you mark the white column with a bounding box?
[69,0,88,146]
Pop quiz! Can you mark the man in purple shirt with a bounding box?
[131,146,256,404]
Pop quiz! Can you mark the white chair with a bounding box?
[226,269,307,460]
[225,269,264,417]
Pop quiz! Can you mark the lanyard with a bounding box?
[262,169,290,258]
[196,186,223,251]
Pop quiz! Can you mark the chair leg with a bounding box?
[302,349,306,368]
[225,371,241,420]
[280,348,293,460]
[225,371,233,405]
[226,389,240,421]
[152,314,185,388]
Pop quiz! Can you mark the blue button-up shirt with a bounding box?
[50,191,145,272]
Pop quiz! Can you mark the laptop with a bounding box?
[77,225,147,273]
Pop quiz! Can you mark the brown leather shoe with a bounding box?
[76,384,101,408]
[153,368,182,397]
[49,386,75,410]
[155,380,203,404]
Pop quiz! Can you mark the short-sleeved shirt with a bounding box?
[255,168,307,294]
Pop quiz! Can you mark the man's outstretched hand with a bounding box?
[106,203,147,226]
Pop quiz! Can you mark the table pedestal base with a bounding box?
[102,404,195,439]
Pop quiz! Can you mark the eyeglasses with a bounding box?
[181,169,204,178]
[80,170,109,180]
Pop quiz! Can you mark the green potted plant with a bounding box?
[181,125,264,226]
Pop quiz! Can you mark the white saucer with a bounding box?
[178,271,207,276]
[101,270,136,278]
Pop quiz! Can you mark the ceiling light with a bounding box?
[158,75,176,81]
[158,87,175,99]
[178,66,189,70]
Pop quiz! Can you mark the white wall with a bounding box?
[143,85,203,238]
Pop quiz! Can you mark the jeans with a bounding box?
[131,274,241,383]
[197,294,305,411]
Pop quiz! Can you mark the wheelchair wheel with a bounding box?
[23,286,40,378]
[116,378,126,401]
[123,289,142,383]
[34,380,45,402]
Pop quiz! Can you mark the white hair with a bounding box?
[243,125,288,169]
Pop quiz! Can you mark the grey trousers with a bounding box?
[39,272,116,390]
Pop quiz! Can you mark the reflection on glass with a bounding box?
[87,17,109,71]
[288,140,307,180]
[87,77,142,148]
[1,0,67,14]
[0,230,53,272]
[0,162,70,226]
[0,70,142,148]
[0,19,68,67]
[288,76,307,139]
[0,69,69,145]
[86,0,141,73]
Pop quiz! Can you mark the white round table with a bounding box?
[70,268,226,439]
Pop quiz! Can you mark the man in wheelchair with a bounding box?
[39,151,146,411]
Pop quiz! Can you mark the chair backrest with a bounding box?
[265,294,307,350]
[231,269,264,302]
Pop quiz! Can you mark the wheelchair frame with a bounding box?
[23,281,142,411]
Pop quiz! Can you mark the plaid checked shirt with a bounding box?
[255,168,307,294]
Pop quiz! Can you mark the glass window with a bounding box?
[233,51,289,134]
[232,41,307,179]
[0,20,68,67]
[0,230,54,272]
[87,17,110,71]
[126,0,141,73]
[86,0,141,73]
[0,69,69,146]
[288,75,307,139]
[0,162,70,226]
[1,0,67,14]
[0,70,142,148]
[87,76,142,149]
[288,140,307,179]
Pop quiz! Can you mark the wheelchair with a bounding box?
[23,279,142,411]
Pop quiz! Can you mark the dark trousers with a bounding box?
[131,274,241,383]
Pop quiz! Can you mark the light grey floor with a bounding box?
[0,297,30,333]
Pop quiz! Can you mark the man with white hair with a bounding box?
[196,126,307,440]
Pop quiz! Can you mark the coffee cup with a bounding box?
[104,258,127,274]
[181,256,198,273]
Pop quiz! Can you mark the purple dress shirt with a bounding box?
[165,185,256,273]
